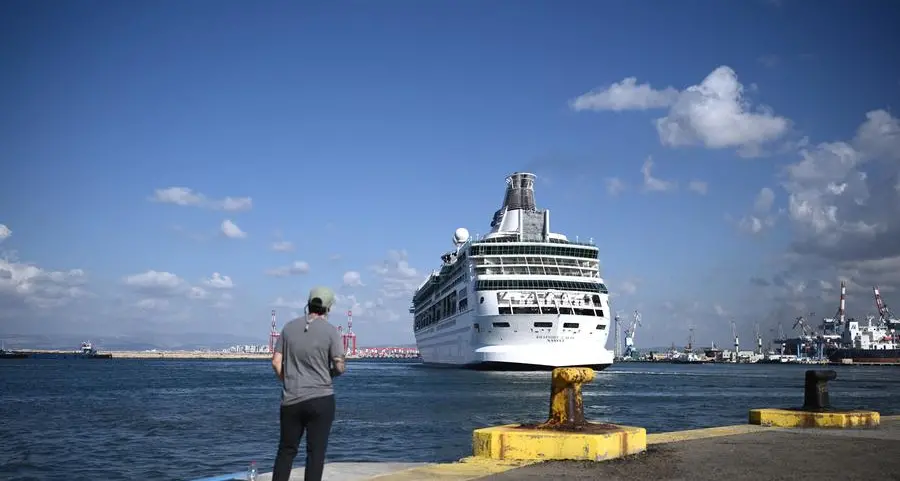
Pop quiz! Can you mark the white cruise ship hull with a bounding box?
[410,172,616,372]
[414,310,614,371]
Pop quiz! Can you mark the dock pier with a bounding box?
[190,369,899,481]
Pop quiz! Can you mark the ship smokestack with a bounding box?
[501,172,537,211]
[543,209,550,242]
[491,172,538,230]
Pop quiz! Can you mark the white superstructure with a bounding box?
[410,172,614,370]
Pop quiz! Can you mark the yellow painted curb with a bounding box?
[648,424,771,444]
[365,457,534,481]
[472,423,646,461]
[749,408,880,428]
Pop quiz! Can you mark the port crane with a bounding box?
[874,286,900,331]
[613,310,624,359]
[755,323,763,355]
[793,313,828,360]
[622,310,641,359]
[730,319,739,362]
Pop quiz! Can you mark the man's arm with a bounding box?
[272,332,284,381]
[330,328,346,377]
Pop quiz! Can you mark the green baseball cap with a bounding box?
[308,286,336,309]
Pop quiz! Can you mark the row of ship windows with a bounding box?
[497,306,605,316]
[476,266,598,277]
[414,271,464,304]
[476,279,609,294]
[413,291,469,331]
[484,321,607,330]
[469,244,598,259]
[475,256,596,268]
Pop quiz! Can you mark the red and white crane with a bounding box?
[268,309,280,353]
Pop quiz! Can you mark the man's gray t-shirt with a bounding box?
[274,316,345,406]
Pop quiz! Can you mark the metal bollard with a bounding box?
[802,369,837,411]
[537,367,595,429]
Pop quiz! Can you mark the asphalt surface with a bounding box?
[483,418,900,481]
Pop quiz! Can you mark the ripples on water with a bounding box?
[1,359,897,481]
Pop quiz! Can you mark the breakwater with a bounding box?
[109,351,272,360]
[2,350,413,360]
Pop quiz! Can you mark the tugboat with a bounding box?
[77,341,112,359]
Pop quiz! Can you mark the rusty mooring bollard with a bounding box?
[537,367,595,429]
[802,369,837,411]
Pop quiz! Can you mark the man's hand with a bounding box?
[272,352,284,381]
[331,355,346,377]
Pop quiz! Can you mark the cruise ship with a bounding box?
[410,172,614,371]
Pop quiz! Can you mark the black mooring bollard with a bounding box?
[802,369,837,411]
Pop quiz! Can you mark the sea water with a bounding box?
[1,358,897,481]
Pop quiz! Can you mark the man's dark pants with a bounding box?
[272,394,336,481]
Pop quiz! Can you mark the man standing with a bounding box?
[271,286,346,481]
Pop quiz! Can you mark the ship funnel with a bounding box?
[490,172,538,228]
[501,172,537,212]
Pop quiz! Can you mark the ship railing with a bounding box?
[469,234,597,247]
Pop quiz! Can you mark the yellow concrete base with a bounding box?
[749,408,880,428]
[472,423,647,461]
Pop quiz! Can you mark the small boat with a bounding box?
[77,341,112,359]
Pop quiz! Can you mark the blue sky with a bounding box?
[1,0,899,349]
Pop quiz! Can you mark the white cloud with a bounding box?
[150,187,252,212]
[655,67,790,152]
[221,220,247,239]
[754,187,776,213]
[334,293,386,319]
[605,177,626,196]
[688,180,708,195]
[572,66,791,155]
[738,187,779,235]
[0,224,10,242]
[780,109,900,261]
[640,156,677,192]
[204,272,234,289]
[748,110,900,334]
[274,250,422,328]
[570,77,679,111]
[122,269,235,316]
[266,261,310,277]
[271,241,294,252]
[0,257,89,310]
[123,270,184,292]
[188,286,209,300]
[370,250,421,299]
[343,271,363,287]
[738,216,775,235]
